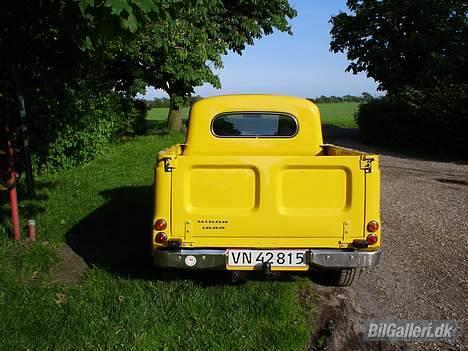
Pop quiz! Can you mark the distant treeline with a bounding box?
[147,93,373,109]
[146,95,203,109]
[307,92,373,104]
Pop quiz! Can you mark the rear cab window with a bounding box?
[212,112,298,138]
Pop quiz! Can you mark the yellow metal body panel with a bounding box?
[170,155,365,246]
[152,95,381,252]
[184,95,324,156]
[188,166,257,212]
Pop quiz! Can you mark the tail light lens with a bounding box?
[367,220,379,232]
[366,233,378,245]
[155,232,167,244]
[154,219,167,231]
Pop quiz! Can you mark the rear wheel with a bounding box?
[311,267,359,287]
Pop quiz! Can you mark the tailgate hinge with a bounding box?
[360,157,374,173]
[161,157,175,172]
[342,220,351,239]
[184,220,192,241]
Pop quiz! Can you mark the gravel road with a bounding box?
[322,129,467,351]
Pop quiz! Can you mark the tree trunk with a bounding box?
[166,96,182,131]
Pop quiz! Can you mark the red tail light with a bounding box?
[366,233,378,245]
[154,219,167,231]
[367,220,379,232]
[155,232,167,244]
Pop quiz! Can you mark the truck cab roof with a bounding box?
[184,95,323,156]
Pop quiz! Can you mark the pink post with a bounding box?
[9,185,20,240]
[6,125,20,240]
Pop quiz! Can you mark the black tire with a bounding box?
[311,267,359,287]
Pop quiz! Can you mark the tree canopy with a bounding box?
[331,0,467,155]
[108,1,297,129]
[330,0,467,93]
[0,1,297,170]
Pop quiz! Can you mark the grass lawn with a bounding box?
[147,106,190,121]
[0,131,316,350]
[147,102,358,128]
[317,102,358,128]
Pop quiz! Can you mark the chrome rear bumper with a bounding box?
[153,249,382,270]
[309,249,382,268]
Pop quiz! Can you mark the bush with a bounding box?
[29,82,147,174]
[356,84,468,157]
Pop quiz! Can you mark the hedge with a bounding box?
[28,82,147,174]
[356,84,468,157]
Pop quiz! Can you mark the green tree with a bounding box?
[0,0,189,171]
[1,0,296,169]
[361,92,373,102]
[330,0,467,93]
[113,1,296,131]
[332,0,468,154]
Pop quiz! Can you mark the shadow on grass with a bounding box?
[67,185,155,280]
[65,186,238,285]
[66,185,312,285]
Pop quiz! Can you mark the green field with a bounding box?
[147,106,191,121]
[148,102,358,128]
[317,102,358,128]
[0,132,315,350]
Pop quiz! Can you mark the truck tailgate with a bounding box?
[171,155,366,248]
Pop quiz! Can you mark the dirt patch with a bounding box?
[50,243,89,284]
[308,286,413,351]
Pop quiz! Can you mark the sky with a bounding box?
[143,0,381,100]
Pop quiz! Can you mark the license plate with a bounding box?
[226,249,308,270]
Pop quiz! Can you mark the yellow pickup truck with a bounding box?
[152,95,381,285]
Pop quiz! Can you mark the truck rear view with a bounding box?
[152,95,381,285]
